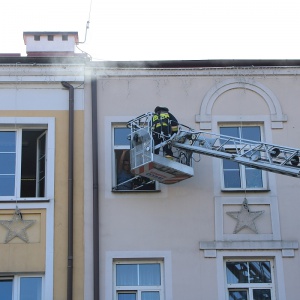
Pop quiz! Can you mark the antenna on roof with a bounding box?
[78,21,90,44]
[78,0,92,44]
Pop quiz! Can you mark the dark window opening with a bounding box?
[21,130,46,197]
[62,35,68,41]
[34,35,40,41]
[115,149,156,191]
[48,35,54,41]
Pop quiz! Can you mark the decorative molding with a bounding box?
[200,240,299,258]
[226,198,264,234]
[215,196,281,241]
[196,78,287,129]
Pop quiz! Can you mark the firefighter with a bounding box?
[152,106,178,156]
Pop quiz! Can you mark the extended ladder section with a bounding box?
[128,113,300,184]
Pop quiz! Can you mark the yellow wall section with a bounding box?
[0,110,84,300]
[0,209,45,272]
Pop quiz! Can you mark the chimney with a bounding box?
[23,31,79,57]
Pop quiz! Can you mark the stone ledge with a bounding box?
[200,240,298,258]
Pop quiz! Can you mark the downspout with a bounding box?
[61,81,74,300]
[91,78,100,300]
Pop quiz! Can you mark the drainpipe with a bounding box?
[61,81,74,300]
[91,78,100,300]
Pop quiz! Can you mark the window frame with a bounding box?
[114,260,164,300]
[0,117,55,202]
[225,258,275,300]
[112,124,158,192]
[219,124,268,191]
[0,274,44,300]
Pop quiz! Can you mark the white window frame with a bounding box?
[219,124,268,191]
[0,274,44,300]
[105,251,173,300]
[215,250,286,300]
[114,260,164,300]
[0,117,54,201]
[225,258,275,300]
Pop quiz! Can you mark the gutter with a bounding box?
[61,81,74,300]
[91,78,100,300]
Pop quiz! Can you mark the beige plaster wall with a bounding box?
[92,72,300,300]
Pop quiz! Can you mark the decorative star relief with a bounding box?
[0,207,36,243]
[226,198,264,234]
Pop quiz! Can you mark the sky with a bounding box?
[1,0,300,61]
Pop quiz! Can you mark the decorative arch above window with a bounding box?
[195,79,287,129]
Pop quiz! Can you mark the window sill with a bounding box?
[112,189,161,193]
[221,189,270,193]
[0,198,51,203]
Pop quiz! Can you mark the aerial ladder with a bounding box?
[125,112,300,186]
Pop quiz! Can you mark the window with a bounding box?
[34,35,40,41]
[113,126,156,191]
[0,128,47,198]
[0,276,43,300]
[47,35,54,41]
[226,260,274,300]
[220,125,266,190]
[114,261,163,300]
[62,35,68,41]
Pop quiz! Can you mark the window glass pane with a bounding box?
[245,168,263,188]
[141,291,160,300]
[226,262,248,283]
[220,127,240,138]
[0,280,13,300]
[0,132,16,196]
[20,277,42,300]
[220,127,239,145]
[229,290,248,300]
[249,262,271,283]
[0,153,16,174]
[0,175,15,196]
[241,127,261,142]
[0,132,16,152]
[116,150,135,190]
[253,289,271,300]
[223,159,240,170]
[224,170,241,188]
[118,293,136,300]
[139,264,161,286]
[116,264,138,286]
[223,159,241,188]
[114,128,131,146]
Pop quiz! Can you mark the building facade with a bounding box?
[0,32,86,300]
[85,61,300,300]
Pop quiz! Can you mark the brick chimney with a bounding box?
[23,31,79,57]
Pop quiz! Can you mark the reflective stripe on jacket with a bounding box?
[152,112,170,129]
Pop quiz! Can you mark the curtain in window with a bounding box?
[116,264,138,286]
[141,291,160,300]
[139,264,161,286]
[118,293,136,300]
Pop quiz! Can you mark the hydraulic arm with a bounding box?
[127,112,300,185]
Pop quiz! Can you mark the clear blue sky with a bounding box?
[2,0,299,61]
